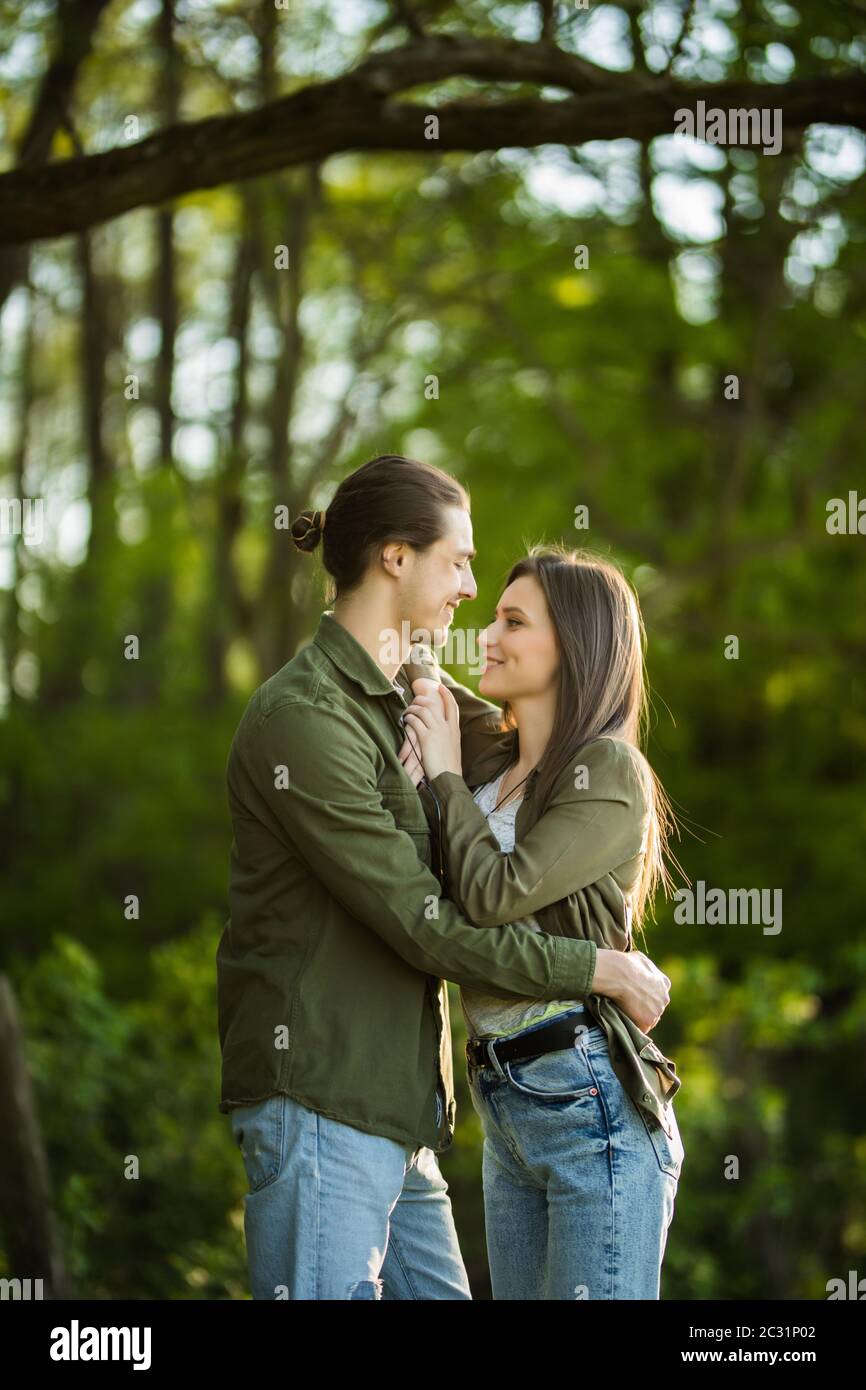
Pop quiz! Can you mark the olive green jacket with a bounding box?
[415,678,683,1141]
[217,611,602,1153]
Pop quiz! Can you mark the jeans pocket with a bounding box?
[230,1094,286,1193]
[636,1103,684,1178]
[503,1047,599,1103]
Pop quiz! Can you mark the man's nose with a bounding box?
[459,564,478,601]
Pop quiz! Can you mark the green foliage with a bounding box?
[10,926,248,1298]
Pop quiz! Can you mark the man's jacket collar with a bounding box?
[313,610,539,787]
[313,610,402,698]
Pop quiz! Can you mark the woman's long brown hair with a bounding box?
[500,545,681,936]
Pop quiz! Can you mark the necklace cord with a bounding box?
[392,684,533,880]
[487,768,532,817]
[393,682,446,886]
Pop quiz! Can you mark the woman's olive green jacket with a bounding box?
[405,645,683,1142]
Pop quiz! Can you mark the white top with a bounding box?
[458,769,585,1041]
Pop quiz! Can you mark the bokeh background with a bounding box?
[1,0,865,1300]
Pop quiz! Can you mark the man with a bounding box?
[217,453,670,1299]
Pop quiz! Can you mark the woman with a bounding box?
[399,545,684,1300]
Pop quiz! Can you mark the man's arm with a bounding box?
[235,697,596,1000]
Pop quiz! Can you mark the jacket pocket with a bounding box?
[408,827,433,868]
[380,782,431,835]
[636,1102,684,1178]
[639,1040,682,1099]
[230,1094,286,1193]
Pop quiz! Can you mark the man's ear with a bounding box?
[381,542,408,578]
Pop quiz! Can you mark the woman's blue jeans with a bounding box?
[229,1090,471,1299]
[467,1009,684,1299]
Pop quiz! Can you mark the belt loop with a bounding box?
[485,1038,508,1082]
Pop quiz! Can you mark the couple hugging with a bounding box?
[217,452,684,1301]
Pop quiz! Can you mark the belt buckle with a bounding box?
[467,1035,504,1078]
[466,1038,484,1072]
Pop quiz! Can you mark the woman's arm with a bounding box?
[427,738,648,929]
[533,875,633,954]
[399,679,646,950]
[399,642,506,771]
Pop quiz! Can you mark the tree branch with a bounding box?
[0,0,111,307]
[2,34,863,245]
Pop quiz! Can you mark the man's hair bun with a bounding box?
[291,508,326,553]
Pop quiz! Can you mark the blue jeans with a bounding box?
[229,1090,471,1299]
[467,1009,684,1299]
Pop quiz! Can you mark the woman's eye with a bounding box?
[506,618,522,628]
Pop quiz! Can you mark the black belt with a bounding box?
[465,1009,603,1073]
